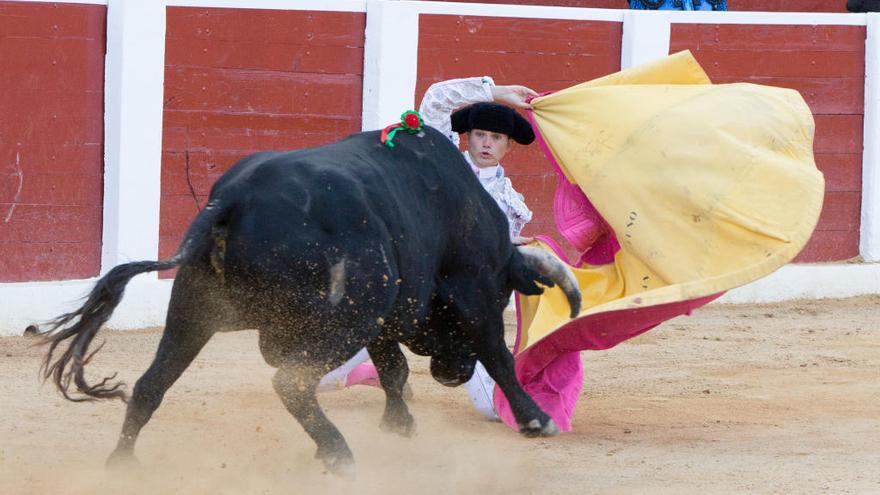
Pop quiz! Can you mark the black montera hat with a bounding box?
[450,102,535,145]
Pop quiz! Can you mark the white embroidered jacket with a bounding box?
[418,77,533,238]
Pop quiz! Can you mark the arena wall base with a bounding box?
[719,264,880,304]
[2,263,877,336]
[1,278,173,337]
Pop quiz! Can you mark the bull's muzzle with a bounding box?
[429,355,476,387]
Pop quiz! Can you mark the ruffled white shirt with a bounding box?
[418,77,533,238]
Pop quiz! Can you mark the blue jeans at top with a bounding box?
[629,0,727,10]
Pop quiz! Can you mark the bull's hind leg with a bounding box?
[107,270,222,466]
[368,338,414,436]
[271,364,354,476]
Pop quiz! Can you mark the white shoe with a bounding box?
[464,361,499,421]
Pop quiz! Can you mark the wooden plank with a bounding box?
[161,153,218,198]
[672,24,866,52]
[417,50,621,86]
[419,32,621,55]
[794,229,860,262]
[165,7,365,45]
[0,241,101,282]
[813,114,863,154]
[707,75,863,115]
[164,110,360,136]
[1,91,104,145]
[0,173,102,206]
[420,14,619,40]
[162,126,346,154]
[0,2,105,40]
[815,191,862,231]
[678,48,864,79]
[509,174,556,202]
[521,221,561,240]
[187,129,349,153]
[163,67,362,116]
[0,204,102,243]
[159,195,205,239]
[500,147,559,176]
[162,149,245,175]
[420,16,622,50]
[165,40,364,75]
[0,144,102,176]
[0,37,105,91]
[815,154,862,193]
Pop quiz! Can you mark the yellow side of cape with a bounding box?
[518,51,824,352]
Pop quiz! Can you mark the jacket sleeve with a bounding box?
[418,76,494,147]
[502,178,533,238]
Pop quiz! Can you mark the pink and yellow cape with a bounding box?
[494,51,825,431]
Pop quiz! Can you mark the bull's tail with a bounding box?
[40,201,228,402]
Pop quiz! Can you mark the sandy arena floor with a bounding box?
[1,295,878,494]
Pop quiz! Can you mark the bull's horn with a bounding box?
[517,246,582,319]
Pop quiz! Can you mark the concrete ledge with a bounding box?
[719,263,880,303]
[2,263,877,337]
[1,278,173,337]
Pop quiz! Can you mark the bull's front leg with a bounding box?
[367,338,415,437]
[474,319,559,437]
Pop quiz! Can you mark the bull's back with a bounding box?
[211,128,484,254]
[210,128,512,310]
[204,129,480,319]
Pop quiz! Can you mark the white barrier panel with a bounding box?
[0,278,173,337]
[862,14,880,262]
[721,263,880,303]
[101,0,166,272]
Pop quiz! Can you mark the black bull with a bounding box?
[41,127,581,474]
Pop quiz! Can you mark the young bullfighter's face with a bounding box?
[467,128,513,168]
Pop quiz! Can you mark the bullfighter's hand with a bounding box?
[491,85,539,109]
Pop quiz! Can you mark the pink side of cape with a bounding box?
[493,105,722,432]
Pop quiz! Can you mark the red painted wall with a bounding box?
[430,0,846,12]
[160,8,366,271]
[670,24,865,262]
[0,2,105,282]
[417,14,623,248]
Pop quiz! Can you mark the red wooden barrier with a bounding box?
[417,14,623,251]
[670,24,866,261]
[160,7,366,273]
[0,2,105,282]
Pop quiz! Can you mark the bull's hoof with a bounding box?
[315,442,355,478]
[519,418,559,438]
[380,411,416,437]
[318,451,355,479]
[105,449,141,470]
